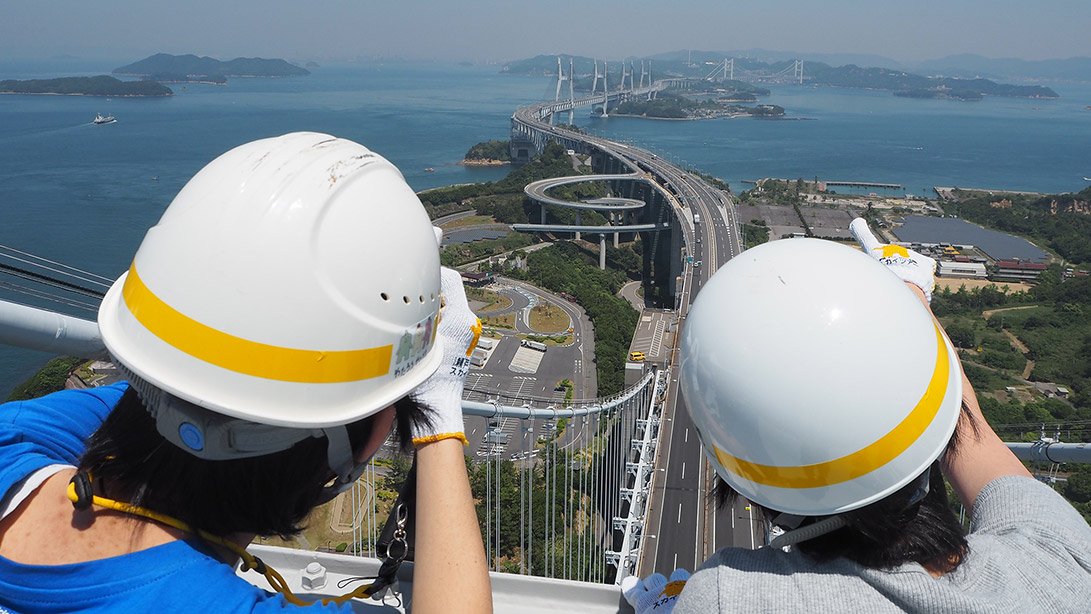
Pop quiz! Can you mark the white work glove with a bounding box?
[850,217,937,302]
[621,569,690,614]
[409,267,481,446]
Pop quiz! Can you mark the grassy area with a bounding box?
[939,312,1031,380]
[441,214,498,229]
[1000,305,1091,387]
[440,231,535,267]
[481,313,515,329]
[466,286,511,312]
[962,363,1025,399]
[528,302,571,333]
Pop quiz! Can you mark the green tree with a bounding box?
[1064,465,1091,504]
[6,356,85,402]
[944,324,976,349]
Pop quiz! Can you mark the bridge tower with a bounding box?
[554,56,576,124]
[591,60,609,117]
[646,60,654,100]
[568,58,575,123]
[794,59,804,84]
[603,61,609,115]
[724,58,733,81]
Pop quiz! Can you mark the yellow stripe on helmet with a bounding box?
[122,265,392,383]
[713,322,950,489]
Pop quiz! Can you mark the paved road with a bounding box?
[461,276,597,460]
[615,145,757,574]
[510,104,758,572]
[618,280,645,312]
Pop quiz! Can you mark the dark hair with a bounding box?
[79,386,430,538]
[714,402,979,573]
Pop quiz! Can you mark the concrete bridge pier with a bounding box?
[599,234,607,270]
[575,211,582,240]
[540,203,547,224]
[611,212,620,247]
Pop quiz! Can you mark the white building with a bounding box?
[938,261,987,279]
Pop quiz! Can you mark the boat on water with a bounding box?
[93,114,116,125]
[424,167,435,172]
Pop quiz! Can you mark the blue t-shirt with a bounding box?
[0,384,352,613]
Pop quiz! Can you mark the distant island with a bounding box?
[0,76,172,97]
[612,94,784,120]
[501,54,1059,101]
[141,72,227,85]
[894,88,984,101]
[114,53,309,79]
[803,65,1059,99]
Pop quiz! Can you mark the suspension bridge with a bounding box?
[1,56,1089,612]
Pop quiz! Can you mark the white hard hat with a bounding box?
[99,132,442,430]
[680,238,962,516]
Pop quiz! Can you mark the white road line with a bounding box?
[681,462,686,480]
[684,428,688,443]
[694,455,704,567]
[677,503,682,523]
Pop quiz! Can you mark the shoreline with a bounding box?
[0,91,172,97]
[458,158,509,167]
[607,111,780,121]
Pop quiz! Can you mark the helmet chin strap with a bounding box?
[768,514,847,550]
[319,425,372,503]
[766,469,933,550]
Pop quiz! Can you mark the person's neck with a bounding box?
[94,472,255,565]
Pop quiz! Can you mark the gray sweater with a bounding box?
[674,476,1091,613]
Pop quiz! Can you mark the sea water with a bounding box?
[2,58,1090,396]
[579,81,1091,197]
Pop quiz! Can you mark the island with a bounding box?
[611,94,784,120]
[0,76,172,97]
[802,64,1058,99]
[114,53,309,79]
[894,88,983,101]
[459,140,511,166]
[141,72,227,85]
[501,53,1059,101]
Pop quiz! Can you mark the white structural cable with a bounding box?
[606,368,666,584]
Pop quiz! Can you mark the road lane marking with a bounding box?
[681,462,686,479]
[677,503,682,523]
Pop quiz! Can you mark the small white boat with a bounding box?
[93,114,116,125]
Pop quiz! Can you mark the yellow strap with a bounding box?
[413,432,469,447]
[122,264,392,383]
[713,322,951,489]
[66,479,380,606]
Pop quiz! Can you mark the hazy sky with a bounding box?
[4,0,1090,64]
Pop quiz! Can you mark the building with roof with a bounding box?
[992,259,1048,282]
[938,261,987,279]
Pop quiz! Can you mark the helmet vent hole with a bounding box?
[430,293,435,301]
[380,293,389,301]
[402,296,410,304]
[418,295,424,303]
